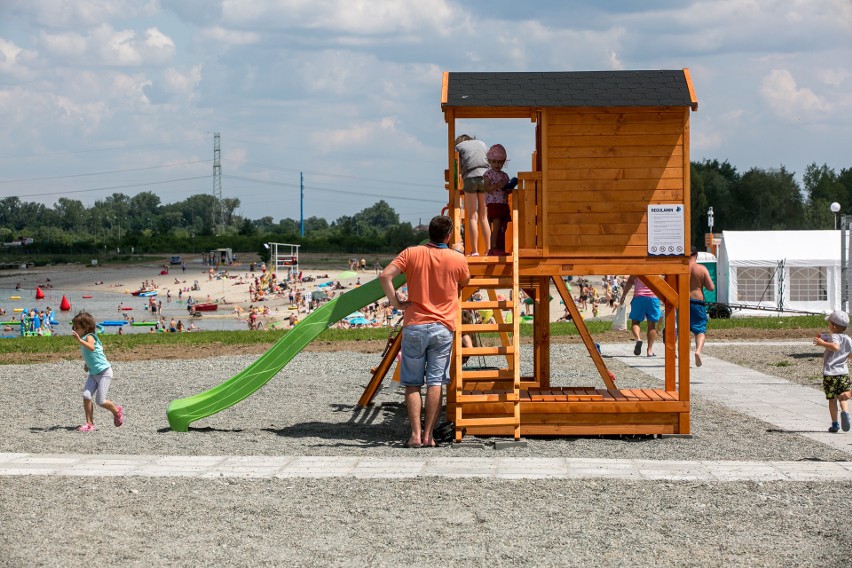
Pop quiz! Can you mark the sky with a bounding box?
[1,0,851,227]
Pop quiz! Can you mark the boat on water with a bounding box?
[191,303,218,312]
[132,289,158,297]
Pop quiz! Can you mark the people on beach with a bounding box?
[689,246,715,367]
[814,310,852,433]
[379,215,470,448]
[70,312,124,432]
[455,134,490,256]
[619,276,661,357]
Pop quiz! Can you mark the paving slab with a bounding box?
[3,453,850,481]
[604,341,852,456]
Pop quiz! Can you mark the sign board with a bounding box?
[647,204,685,256]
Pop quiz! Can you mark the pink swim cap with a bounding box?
[486,144,507,160]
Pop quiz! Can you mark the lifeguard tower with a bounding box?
[362,70,698,441]
[267,242,300,277]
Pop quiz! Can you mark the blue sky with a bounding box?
[1,0,850,226]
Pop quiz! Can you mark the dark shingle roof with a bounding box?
[444,70,694,108]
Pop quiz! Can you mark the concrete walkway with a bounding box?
[605,340,852,456]
[1,452,850,480]
[3,341,852,481]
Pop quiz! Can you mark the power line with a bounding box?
[222,174,444,204]
[12,176,210,198]
[0,139,202,160]
[237,161,438,188]
[0,160,212,184]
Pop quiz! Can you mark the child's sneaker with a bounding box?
[841,411,850,432]
[829,422,840,433]
[77,423,96,432]
[114,405,124,427]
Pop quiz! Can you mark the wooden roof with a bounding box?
[442,69,698,116]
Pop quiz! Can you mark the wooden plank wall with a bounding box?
[543,107,687,257]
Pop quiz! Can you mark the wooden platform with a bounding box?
[446,387,688,436]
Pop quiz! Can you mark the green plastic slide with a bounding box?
[166,274,405,431]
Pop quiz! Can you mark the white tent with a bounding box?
[717,230,840,313]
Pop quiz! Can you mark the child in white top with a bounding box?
[455,134,490,256]
[814,310,852,432]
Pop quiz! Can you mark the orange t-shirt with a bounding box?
[391,245,470,331]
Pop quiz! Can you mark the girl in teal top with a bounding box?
[71,312,124,432]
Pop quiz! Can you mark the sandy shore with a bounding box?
[0,257,385,328]
[0,256,599,327]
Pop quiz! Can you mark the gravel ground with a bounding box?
[1,344,850,566]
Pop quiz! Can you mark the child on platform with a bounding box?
[483,144,517,255]
[71,312,124,432]
[814,310,852,432]
[455,134,490,256]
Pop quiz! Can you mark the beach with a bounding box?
[0,255,587,332]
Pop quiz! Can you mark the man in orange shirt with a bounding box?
[379,215,470,448]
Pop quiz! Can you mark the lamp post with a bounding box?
[707,206,715,255]
[831,202,841,230]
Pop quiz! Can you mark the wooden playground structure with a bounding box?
[360,70,699,441]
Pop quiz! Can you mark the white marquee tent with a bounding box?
[717,230,842,314]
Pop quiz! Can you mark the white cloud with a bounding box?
[8,0,160,28]
[221,0,457,36]
[760,68,831,119]
[162,65,203,101]
[0,38,39,80]
[200,26,260,46]
[36,24,176,67]
[816,68,850,88]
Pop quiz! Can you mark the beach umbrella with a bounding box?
[344,311,366,320]
[348,317,373,326]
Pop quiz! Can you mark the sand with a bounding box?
[0,256,597,327]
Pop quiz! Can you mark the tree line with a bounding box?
[1,161,850,262]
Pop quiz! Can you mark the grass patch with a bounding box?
[0,315,823,362]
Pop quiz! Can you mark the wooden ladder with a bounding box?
[454,221,521,441]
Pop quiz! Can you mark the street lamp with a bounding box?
[831,202,841,230]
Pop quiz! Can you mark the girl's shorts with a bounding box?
[487,203,510,222]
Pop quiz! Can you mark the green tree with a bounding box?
[737,167,804,230]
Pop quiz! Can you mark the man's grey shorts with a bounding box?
[400,323,453,387]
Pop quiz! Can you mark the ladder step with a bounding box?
[466,255,514,265]
[461,368,516,380]
[460,300,514,310]
[461,345,515,356]
[468,277,513,287]
[457,416,519,428]
[461,323,513,333]
[457,391,519,403]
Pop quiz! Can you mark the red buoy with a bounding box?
[35,287,45,300]
[59,295,72,311]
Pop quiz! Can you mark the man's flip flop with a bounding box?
[633,340,643,356]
